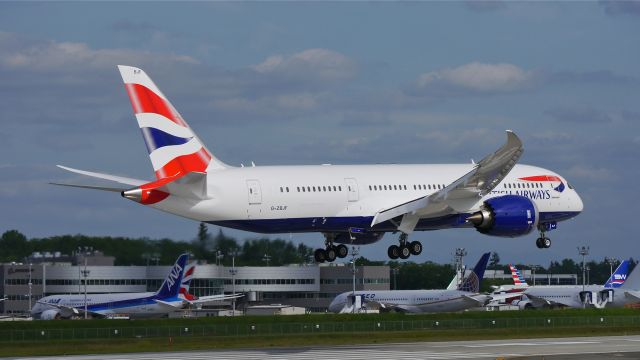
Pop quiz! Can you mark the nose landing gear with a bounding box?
[388,233,422,260]
[535,226,551,249]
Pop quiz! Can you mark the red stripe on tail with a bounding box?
[155,147,211,179]
[125,83,188,127]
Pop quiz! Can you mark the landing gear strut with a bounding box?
[314,235,349,263]
[388,233,422,260]
[535,228,551,249]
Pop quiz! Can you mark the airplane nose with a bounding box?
[328,296,345,313]
[574,192,584,213]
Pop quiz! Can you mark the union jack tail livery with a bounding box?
[118,65,228,179]
[179,262,197,301]
[509,264,529,288]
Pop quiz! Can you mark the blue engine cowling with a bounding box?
[333,232,385,245]
[468,195,538,237]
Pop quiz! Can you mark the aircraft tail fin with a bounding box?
[155,254,189,299]
[117,65,229,179]
[606,260,631,288]
[458,252,490,293]
[509,264,529,287]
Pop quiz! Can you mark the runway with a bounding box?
[11,335,640,359]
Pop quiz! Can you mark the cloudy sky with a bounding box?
[1,1,639,266]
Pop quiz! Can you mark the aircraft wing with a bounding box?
[624,291,640,302]
[461,294,491,307]
[371,131,523,233]
[37,301,104,318]
[523,293,569,308]
[186,293,244,306]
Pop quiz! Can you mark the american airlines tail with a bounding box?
[458,252,490,293]
[509,264,529,287]
[154,253,189,299]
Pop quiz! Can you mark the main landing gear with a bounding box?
[314,236,348,263]
[536,228,551,249]
[387,233,422,260]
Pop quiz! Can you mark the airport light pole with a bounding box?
[578,246,589,293]
[81,257,90,319]
[529,265,538,287]
[605,257,618,279]
[229,249,239,316]
[28,262,32,316]
[454,248,467,288]
[351,246,360,314]
[262,253,271,267]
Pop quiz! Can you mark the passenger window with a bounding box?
[403,185,407,190]
[413,185,416,190]
[369,185,372,191]
[307,186,311,192]
[339,186,342,191]
[280,187,283,192]
[333,186,337,191]
[323,186,327,191]
[250,188,253,194]
[286,187,289,192]
[393,185,397,190]
[384,185,387,190]
[297,186,300,192]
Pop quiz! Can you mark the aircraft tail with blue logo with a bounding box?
[605,260,631,288]
[458,252,491,293]
[154,254,190,299]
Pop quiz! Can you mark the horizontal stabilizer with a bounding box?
[154,299,184,309]
[49,183,127,192]
[57,165,146,186]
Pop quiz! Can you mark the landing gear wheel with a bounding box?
[409,241,422,256]
[542,237,551,248]
[336,244,349,258]
[388,245,400,260]
[535,237,543,249]
[325,247,337,262]
[399,245,411,259]
[314,248,326,263]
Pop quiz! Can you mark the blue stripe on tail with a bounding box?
[155,254,189,299]
[141,127,192,153]
[604,260,630,288]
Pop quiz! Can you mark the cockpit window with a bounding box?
[567,183,574,190]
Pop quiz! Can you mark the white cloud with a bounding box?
[412,62,534,96]
[251,48,357,82]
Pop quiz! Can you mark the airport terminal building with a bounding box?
[0,251,390,315]
[1,251,579,316]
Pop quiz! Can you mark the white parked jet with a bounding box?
[53,66,584,262]
[31,254,239,319]
[329,253,491,313]
[513,260,632,309]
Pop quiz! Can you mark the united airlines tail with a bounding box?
[604,260,631,288]
[154,254,189,299]
[118,65,228,178]
[458,253,491,293]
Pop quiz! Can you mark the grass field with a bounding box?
[1,308,640,357]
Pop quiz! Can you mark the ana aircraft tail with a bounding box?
[458,252,490,293]
[605,260,631,288]
[118,65,228,179]
[155,254,189,299]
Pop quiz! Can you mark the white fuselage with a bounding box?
[149,163,582,239]
[31,292,183,319]
[329,289,489,313]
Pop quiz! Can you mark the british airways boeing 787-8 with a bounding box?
[54,66,583,262]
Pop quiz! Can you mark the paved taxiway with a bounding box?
[10,335,640,360]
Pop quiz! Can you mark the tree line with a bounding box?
[1,226,635,290]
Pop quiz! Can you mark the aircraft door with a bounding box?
[345,178,359,202]
[246,180,262,205]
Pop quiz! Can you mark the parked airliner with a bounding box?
[31,254,239,319]
[53,66,583,262]
[328,253,491,313]
[515,261,635,309]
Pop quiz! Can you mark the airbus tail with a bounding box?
[118,65,228,179]
[458,252,490,293]
[604,260,630,288]
[155,254,189,299]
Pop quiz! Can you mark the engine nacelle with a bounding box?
[512,299,534,310]
[333,232,384,245]
[40,309,62,320]
[467,195,538,237]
